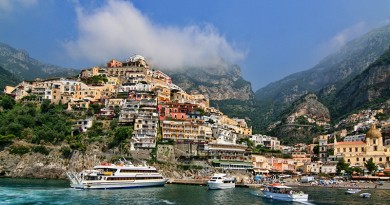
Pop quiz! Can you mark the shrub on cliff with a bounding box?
[60,146,72,158]
[9,145,30,155]
[31,145,50,155]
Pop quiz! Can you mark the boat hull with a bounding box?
[207,182,235,190]
[345,189,361,194]
[262,191,308,202]
[71,179,168,190]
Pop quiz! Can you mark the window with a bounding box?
[387,157,389,162]
[379,157,382,162]
[374,146,378,151]
[356,158,359,161]
[347,159,350,162]
[337,148,340,152]
[343,148,346,152]
[363,158,366,161]
[355,147,358,152]
[349,148,352,152]
[361,147,364,152]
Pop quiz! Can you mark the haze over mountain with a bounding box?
[0,42,78,82]
[255,24,390,104]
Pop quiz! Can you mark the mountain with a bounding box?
[164,62,253,100]
[0,42,78,81]
[0,65,19,92]
[327,47,390,119]
[267,94,330,144]
[251,24,390,133]
[255,24,390,103]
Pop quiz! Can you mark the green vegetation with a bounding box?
[336,158,350,175]
[0,99,72,144]
[0,95,15,110]
[9,145,30,155]
[82,75,108,85]
[177,164,203,170]
[0,95,129,155]
[0,134,16,143]
[364,158,377,175]
[0,66,19,92]
[60,146,72,158]
[31,145,50,155]
[108,126,133,148]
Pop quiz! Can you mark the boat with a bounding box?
[66,160,168,189]
[207,173,236,190]
[345,188,361,194]
[262,183,308,202]
[360,193,371,198]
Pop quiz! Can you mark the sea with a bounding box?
[1,178,389,205]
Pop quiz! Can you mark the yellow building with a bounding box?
[334,124,390,168]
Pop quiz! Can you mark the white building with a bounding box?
[249,134,281,150]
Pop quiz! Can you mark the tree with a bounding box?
[364,158,377,175]
[327,148,334,156]
[336,158,350,175]
[109,126,133,148]
[0,95,15,110]
[313,145,319,155]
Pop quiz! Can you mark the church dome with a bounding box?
[366,124,382,139]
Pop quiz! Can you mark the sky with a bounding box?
[1,0,390,90]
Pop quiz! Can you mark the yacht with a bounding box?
[66,161,168,189]
[207,173,236,190]
[262,183,308,202]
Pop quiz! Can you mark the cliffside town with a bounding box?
[1,55,390,180]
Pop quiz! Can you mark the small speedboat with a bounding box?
[345,188,361,194]
[360,193,371,198]
[262,183,308,202]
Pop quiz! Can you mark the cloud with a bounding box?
[319,22,369,55]
[0,0,37,13]
[64,0,245,69]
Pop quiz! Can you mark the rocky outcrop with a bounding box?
[165,63,253,100]
[268,94,330,144]
[0,141,103,179]
[0,141,251,181]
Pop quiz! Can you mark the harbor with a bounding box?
[1,178,390,205]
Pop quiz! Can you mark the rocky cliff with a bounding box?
[327,47,390,118]
[255,24,390,104]
[165,62,253,100]
[0,141,250,181]
[268,94,330,144]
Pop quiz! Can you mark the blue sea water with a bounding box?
[0,178,389,205]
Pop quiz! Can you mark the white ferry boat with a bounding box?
[262,183,308,202]
[207,173,236,190]
[66,161,168,189]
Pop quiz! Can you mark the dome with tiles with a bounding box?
[366,124,382,139]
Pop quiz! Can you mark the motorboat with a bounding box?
[66,160,168,189]
[262,183,308,202]
[345,188,361,194]
[360,193,371,198]
[207,173,236,190]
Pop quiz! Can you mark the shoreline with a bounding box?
[2,177,390,190]
[166,179,390,190]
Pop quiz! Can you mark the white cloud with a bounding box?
[64,0,245,69]
[0,0,37,13]
[319,22,369,55]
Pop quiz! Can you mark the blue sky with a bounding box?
[1,0,390,90]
